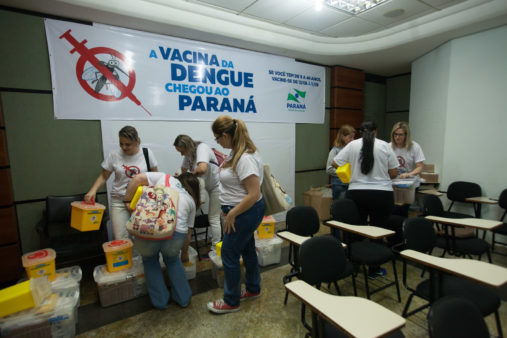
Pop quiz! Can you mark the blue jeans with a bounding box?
[331,176,347,200]
[221,198,266,306]
[133,232,192,309]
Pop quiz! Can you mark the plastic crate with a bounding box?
[255,236,283,266]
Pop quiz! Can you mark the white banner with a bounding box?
[45,19,325,123]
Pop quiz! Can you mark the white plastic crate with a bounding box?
[255,236,283,266]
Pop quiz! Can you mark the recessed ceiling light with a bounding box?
[324,0,388,15]
[384,9,405,18]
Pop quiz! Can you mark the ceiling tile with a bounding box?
[420,0,467,10]
[320,17,382,37]
[357,0,435,26]
[192,0,256,13]
[242,0,313,24]
[284,5,352,32]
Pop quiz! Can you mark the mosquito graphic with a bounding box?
[81,55,129,97]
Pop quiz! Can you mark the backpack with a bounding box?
[210,148,227,167]
[261,164,293,216]
[126,174,179,240]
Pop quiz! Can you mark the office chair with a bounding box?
[192,208,211,261]
[281,205,320,304]
[331,198,401,302]
[399,218,502,337]
[36,194,108,268]
[491,188,507,251]
[427,296,489,338]
[446,181,481,216]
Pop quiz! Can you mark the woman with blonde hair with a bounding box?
[207,116,265,314]
[328,125,356,200]
[389,121,425,217]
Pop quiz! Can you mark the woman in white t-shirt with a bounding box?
[334,121,398,278]
[207,116,265,314]
[85,126,158,239]
[123,172,199,309]
[173,134,222,253]
[389,121,426,217]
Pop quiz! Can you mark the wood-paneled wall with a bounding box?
[329,66,364,147]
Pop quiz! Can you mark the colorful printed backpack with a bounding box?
[126,174,179,240]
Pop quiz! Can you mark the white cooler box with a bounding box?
[255,236,283,266]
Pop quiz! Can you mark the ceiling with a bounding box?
[2,0,507,76]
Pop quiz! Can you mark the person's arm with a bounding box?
[84,169,112,202]
[180,228,192,263]
[151,166,158,172]
[193,162,208,176]
[400,162,423,179]
[388,168,398,179]
[223,175,260,235]
[123,173,149,211]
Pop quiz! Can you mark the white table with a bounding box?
[325,220,395,239]
[285,280,406,338]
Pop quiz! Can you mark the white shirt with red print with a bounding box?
[102,147,158,197]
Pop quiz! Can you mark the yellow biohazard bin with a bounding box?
[257,216,275,239]
[216,241,223,256]
[70,200,106,231]
[102,239,133,273]
[22,248,56,282]
[0,277,51,318]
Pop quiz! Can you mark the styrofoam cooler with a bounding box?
[182,246,197,280]
[93,256,147,307]
[255,236,283,266]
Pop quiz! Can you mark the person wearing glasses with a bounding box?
[389,121,425,217]
[174,134,222,254]
[207,116,265,314]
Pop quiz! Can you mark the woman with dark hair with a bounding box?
[333,121,398,278]
[123,172,200,309]
[85,125,158,239]
[207,115,265,314]
[173,134,222,253]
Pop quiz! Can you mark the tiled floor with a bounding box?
[76,223,507,337]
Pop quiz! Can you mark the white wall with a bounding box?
[410,25,507,220]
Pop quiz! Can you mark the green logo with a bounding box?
[287,89,306,103]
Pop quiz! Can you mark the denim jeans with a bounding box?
[133,231,192,309]
[221,198,266,306]
[331,176,347,200]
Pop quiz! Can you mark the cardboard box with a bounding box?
[420,172,439,184]
[423,164,435,173]
[303,186,332,221]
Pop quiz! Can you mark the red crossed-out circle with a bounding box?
[76,47,136,102]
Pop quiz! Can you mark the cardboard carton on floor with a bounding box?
[303,186,332,221]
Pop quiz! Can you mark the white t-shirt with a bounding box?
[102,148,158,197]
[334,138,398,191]
[145,172,196,234]
[389,141,425,176]
[219,151,263,206]
[181,143,219,191]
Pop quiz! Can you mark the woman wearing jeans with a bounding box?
[207,115,265,314]
[123,172,200,309]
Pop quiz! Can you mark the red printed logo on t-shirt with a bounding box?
[123,164,140,178]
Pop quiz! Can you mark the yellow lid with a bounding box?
[22,248,56,268]
[102,238,133,252]
[71,201,105,210]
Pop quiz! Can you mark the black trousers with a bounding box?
[346,189,394,228]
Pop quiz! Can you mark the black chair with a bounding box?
[331,199,401,302]
[491,188,507,251]
[36,194,108,268]
[422,194,491,261]
[427,296,489,338]
[446,181,482,216]
[192,208,211,260]
[297,236,352,336]
[399,218,502,337]
[281,206,321,304]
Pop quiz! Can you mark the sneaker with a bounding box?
[207,299,239,314]
[367,267,387,280]
[240,290,260,302]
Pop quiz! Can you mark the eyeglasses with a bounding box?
[215,134,222,142]
[394,133,406,137]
